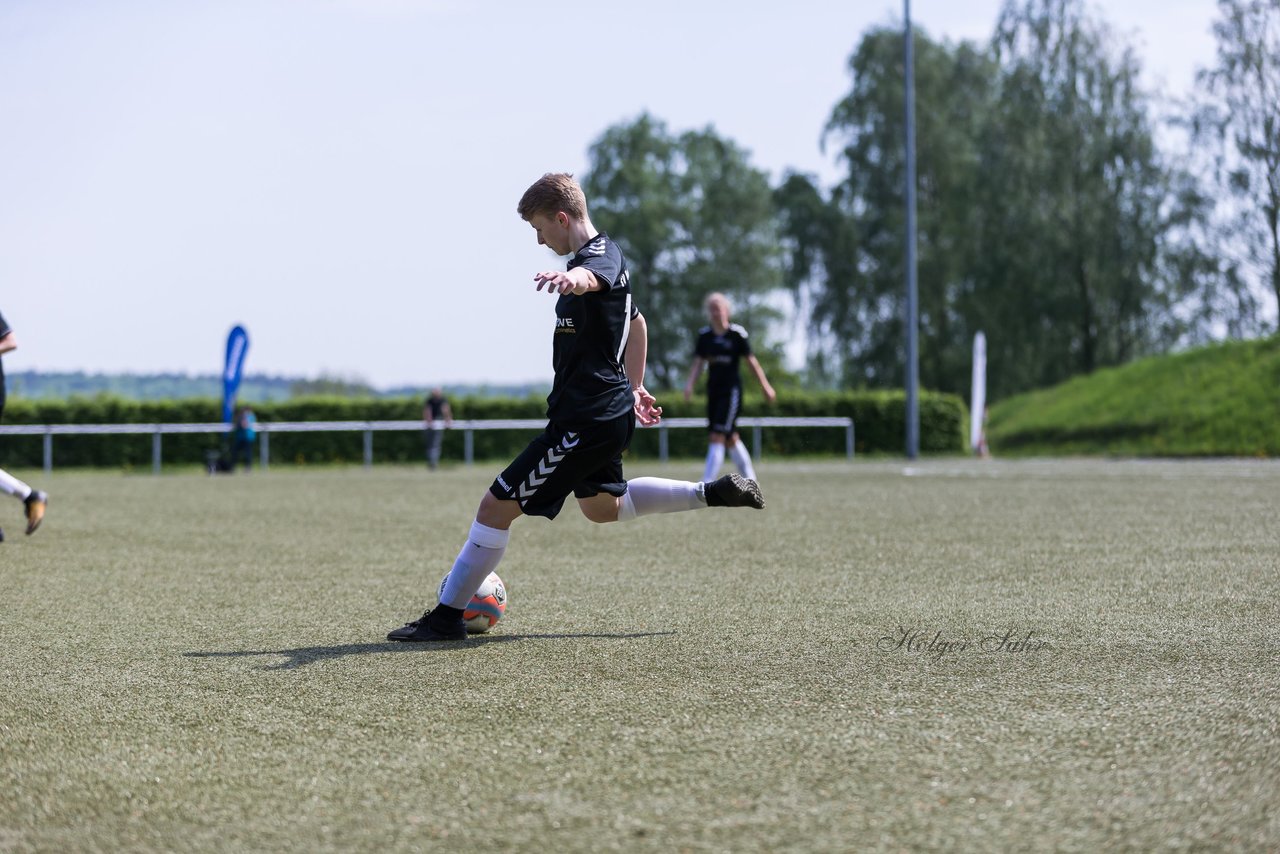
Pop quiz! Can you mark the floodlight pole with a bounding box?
[903,0,920,460]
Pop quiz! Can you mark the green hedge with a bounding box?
[0,390,964,469]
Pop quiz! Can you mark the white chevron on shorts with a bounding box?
[528,457,555,487]
[517,431,579,504]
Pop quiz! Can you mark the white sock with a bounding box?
[729,440,756,480]
[439,521,510,608]
[0,468,32,500]
[702,444,726,482]
[617,477,705,522]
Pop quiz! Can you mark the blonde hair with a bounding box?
[705,292,731,312]
[517,173,587,221]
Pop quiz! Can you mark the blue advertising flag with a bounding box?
[222,325,249,424]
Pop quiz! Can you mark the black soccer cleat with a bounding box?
[704,473,765,509]
[24,490,47,535]
[387,610,468,642]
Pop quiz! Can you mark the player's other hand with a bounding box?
[534,271,577,295]
[763,385,777,404]
[633,386,662,426]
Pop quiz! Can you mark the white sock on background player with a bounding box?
[438,521,509,608]
[729,440,756,480]
[702,443,726,482]
[0,469,33,500]
[617,477,705,522]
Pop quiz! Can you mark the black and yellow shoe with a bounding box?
[24,490,47,535]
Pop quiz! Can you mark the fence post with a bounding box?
[260,429,269,471]
[153,428,162,474]
[363,428,373,468]
[464,429,474,465]
[43,430,53,475]
[659,423,668,463]
[753,424,762,459]
[847,422,855,459]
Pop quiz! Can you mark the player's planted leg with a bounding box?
[386,607,468,642]
[388,519,510,642]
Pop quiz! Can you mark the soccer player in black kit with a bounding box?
[0,310,48,539]
[388,173,764,642]
[684,292,776,482]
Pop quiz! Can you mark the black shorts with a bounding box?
[707,386,743,436]
[490,414,635,520]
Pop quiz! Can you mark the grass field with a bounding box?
[2,459,1277,852]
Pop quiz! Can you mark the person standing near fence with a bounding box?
[422,388,453,470]
[0,311,48,539]
[231,405,257,472]
[683,292,776,482]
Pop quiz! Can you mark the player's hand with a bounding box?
[633,386,662,426]
[534,271,578,295]
[764,386,777,404]
[683,386,693,402]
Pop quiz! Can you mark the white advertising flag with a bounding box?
[970,331,987,451]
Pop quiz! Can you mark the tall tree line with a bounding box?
[582,0,1280,401]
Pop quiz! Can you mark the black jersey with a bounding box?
[425,394,448,421]
[695,323,752,395]
[545,232,640,425]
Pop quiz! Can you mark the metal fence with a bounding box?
[0,416,854,474]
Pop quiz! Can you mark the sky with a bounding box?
[0,0,1221,389]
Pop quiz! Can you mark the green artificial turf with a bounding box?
[1,460,1276,852]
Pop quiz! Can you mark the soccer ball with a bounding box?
[438,570,507,634]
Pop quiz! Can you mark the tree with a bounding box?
[787,26,997,394]
[1190,0,1280,330]
[787,3,1178,401]
[583,114,784,388]
[979,0,1171,397]
[289,373,376,398]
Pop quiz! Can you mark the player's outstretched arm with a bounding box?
[534,268,600,295]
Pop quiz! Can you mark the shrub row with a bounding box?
[0,391,964,469]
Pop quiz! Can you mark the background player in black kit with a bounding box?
[0,310,48,539]
[684,292,777,482]
[388,173,765,642]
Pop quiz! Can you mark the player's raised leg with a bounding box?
[603,472,764,522]
[0,468,47,536]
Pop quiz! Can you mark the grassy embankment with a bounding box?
[987,334,1280,456]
